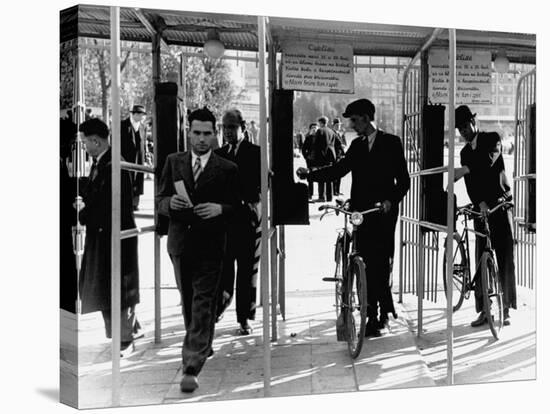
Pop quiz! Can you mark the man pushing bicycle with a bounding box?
[453,105,517,327]
[297,99,410,337]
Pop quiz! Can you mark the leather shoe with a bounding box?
[503,309,511,326]
[238,322,252,335]
[377,315,389,330]
[180,374,199,393]
[365,320,381,337]
[470,312,487,327]
[120,341,135,358]
[207,349,214,359]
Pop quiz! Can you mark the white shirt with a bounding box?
[130,118,142,133]
[191,150,212,170]
[366,129,377,151]
[470,133,479,150]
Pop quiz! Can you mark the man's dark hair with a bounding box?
[188,107,217,129]
[309,123,317,129]
[318,116,328,125]
[79,118,110,140]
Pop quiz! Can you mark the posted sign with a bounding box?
[281,41,354,94]
[429,49,492,105]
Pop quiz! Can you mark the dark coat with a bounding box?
[60,159,77,313]
[78,149,140,313]
[309,130,410,212]
[460,132,512,209]
[121,117,146,196]
[216,140,260,204]
[156,151,240,259]
[301,133,316,167]
[314,125,338,165]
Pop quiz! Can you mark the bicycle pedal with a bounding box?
[322,277,339,282]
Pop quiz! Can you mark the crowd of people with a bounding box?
[60,96,517,394]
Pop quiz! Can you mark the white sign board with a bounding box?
[281,41,354,94]
[429,49,492,105]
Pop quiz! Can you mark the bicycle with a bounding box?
[319,199,383,358]
[442,196,514,339]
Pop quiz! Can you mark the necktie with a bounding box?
[89,158,98,181]
[193,157,202,187]
[229,144,236,159]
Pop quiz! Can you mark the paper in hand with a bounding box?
[174,180,193,207]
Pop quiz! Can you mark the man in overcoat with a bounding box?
[314,116,338,201]
[156,107,240,393]
[301,122,318,200]
[121,104,147,210]
[453,105,517,327]
[77,118,140,355]
[298,99,410,337]
[215,109,261,335]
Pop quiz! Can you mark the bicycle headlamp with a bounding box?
[350,212,364,226]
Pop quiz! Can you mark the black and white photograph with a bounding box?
[3,1,548,413]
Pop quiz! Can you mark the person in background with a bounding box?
[121,104,147,210]
[215,109,261,335]
[301,122,318,201]
[314,116,337,202]
[332,117,346,196]
[77,118,141,357]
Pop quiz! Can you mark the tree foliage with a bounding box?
[60,40,241,123]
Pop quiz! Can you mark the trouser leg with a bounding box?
[181,258,223,376]
[235,224,256,324]
[101,306,136,342]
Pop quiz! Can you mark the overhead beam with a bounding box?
[133,8,169,49]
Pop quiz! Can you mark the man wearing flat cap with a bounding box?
[297,98,410,337]
[121,104,147,210]
[453,105,516,327]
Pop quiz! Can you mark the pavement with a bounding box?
[59,150,535,409]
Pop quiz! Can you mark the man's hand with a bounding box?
[73,198,85,212]
[479,201,490,218]
[193,203,222,219]
[381,200,392,214]
[296,167,310,179]
[170,195,192,210]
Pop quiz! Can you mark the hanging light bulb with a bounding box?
[203,28,225,59]
[494,48,510,74]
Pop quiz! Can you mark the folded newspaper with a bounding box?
[174,180,193,207]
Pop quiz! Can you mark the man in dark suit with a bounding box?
[453,105,516,327]
[215,109,261,335]
[314,116,338,201]
[301,122,318,200]
[297,99,410,337]
[331,117,347,196]
[156,107,240,393]
[77,118,140,356]
[121,104,147,210]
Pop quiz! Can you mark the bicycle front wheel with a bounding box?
[480,253,504,339]
[442,235,467,312]
[344,256,368,359]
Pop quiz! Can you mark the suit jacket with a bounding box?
[309,130,410,212]
[156,151,240,258]
[78,148,139,313]
[460,131,512,209]
[301,133,316,166]
[314,126,338,165]
[121,117,146,195]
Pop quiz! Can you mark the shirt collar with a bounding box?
[191,149,212,167]
[130,118,141,132]
[366,129,377,148]
[96,147,109,163]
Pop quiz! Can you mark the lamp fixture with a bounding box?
[203,28,225,59]
[494,48,510,74]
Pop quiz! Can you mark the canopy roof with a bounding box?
[60,4,536,63]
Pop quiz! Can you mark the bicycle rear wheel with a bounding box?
[480,253,504,339]
[442,235,467,312]
[344,256,368,359]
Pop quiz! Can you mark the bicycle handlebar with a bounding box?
[458,197,514,218]
[318,202,383,219]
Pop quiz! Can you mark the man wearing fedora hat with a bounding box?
[121,104,147,210]
[297,98,410,337]
[453,105,516,327]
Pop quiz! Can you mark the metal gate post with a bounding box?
[444,28,457,387]
[109,6,122,406]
